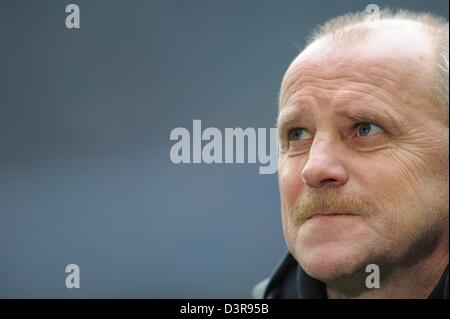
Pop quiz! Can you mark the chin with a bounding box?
[298,244,368,282]
[293,217,372,282]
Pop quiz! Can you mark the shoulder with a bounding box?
[252,253,298,299]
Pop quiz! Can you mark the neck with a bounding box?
[326,232,449,299]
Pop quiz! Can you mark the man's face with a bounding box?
[277,25,449,283]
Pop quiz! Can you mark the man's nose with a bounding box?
[301,137,348,189]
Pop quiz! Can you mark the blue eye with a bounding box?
[356,122,384,137]
[288,128,310,141]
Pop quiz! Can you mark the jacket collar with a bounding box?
[264,253,449,299]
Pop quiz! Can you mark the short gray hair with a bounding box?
[306,9,449,120]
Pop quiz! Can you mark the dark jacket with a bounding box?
[253,253,449,299]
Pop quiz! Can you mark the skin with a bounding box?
[277,20,449,298]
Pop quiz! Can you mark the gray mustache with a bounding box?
[291,189,374,225]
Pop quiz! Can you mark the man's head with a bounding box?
[277,9,449,287]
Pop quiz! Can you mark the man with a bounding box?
[254,9,449,299]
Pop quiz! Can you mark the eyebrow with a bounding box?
[277,105,310,130]
[277,103,404,134]
[335,108,403,132]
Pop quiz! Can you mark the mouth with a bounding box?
[306,211,356,220]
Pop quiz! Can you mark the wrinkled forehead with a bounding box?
[279,21,437,112]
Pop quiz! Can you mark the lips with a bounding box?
[306,211,356,220]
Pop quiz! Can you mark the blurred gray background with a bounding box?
[0,0,447,298]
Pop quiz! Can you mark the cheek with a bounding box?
[350,143,439,207]
[351,148,447,241]
[278,156,306,247]
[278,156,306,211]
[350,153,413,235]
